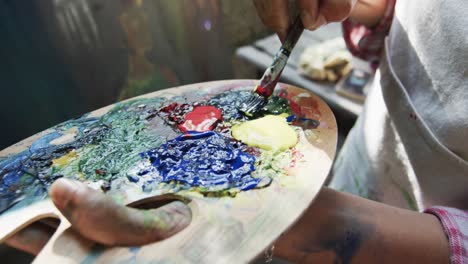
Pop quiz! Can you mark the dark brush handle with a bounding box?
[256,16,304,98]
[282,16,305,55]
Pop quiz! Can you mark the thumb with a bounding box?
[49,178,191,246]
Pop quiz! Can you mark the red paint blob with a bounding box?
[178,106,223,133]
[289,99,302,114]
[280,90,322,120]
[289,148,304,169]
[158,103,193,125]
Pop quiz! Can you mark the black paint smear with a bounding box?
[298,212,374,264]
[322,228,365,264]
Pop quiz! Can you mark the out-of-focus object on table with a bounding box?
[298,38,352,82]
[335,67,373,103]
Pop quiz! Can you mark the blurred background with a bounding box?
[0,0,367,261]
[0,0,271,150]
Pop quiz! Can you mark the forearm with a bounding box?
[275,187,449,263]
[350,0,389,27]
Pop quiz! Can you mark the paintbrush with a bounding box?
[240,15,304,116]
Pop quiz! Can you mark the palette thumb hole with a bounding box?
[126,193,191,210]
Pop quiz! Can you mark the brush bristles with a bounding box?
[239,93,268,116]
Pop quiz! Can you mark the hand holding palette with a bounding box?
[0,80,337,263]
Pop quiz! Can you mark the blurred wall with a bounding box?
[0,0,271,149]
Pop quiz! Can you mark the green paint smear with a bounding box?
[390,178,417,211]
[53,97,168,183]
[351,174,368,199]
[255,150,292,178]
[256,96,291,117]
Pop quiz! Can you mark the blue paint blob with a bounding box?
[139,132,259,191]
[127,174,140,183]
[286,115,295,122]
[129,247,140,254]
[287,115,320,129]
[29,132,63,152]
[0,132,65,210]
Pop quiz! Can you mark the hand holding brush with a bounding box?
[240,15,304,116]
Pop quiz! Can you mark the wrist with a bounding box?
[274,188,368,263]
[274,188,450,263]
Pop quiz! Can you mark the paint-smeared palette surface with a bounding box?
[0,80,337,263]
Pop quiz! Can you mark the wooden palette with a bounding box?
[0,80,337,263]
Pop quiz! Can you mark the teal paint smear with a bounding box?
[81,245,106,264]
[81,243,174,263]
[1,97,168,215]
[351,174,368,199]
[113,247,141,264]
[52,97,171,184]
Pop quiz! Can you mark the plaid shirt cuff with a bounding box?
[425,206,468,264]
[342,0,396,66]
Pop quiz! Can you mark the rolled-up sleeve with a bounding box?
[342,0,396,66]
[425,207,468,264]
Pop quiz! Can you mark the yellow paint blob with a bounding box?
[232,115,298,151]
[52,150,78,167]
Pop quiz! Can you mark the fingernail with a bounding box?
[311,14,327,29]
[165,201,192,227]
[49,178,85,210]
[300,10,315,29]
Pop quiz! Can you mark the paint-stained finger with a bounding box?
[4,221,56,255]
[253,0,290,41]
[49,178,192,246]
